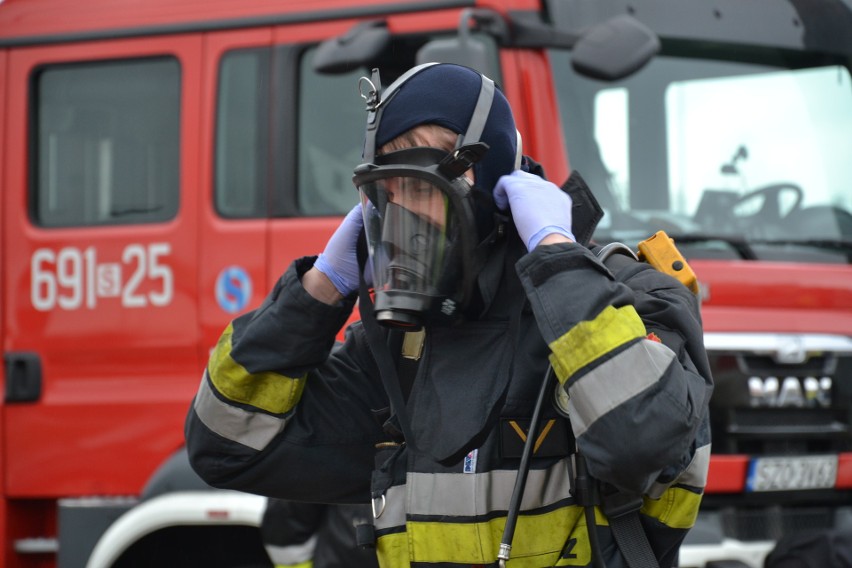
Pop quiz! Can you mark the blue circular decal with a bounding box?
[216,266,253,314]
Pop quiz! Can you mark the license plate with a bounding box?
[746,455,838,492]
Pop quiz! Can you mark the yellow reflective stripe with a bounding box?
[274,562,313,568]
[397,506,588,566]
[208,323,307,414]
[642,486,703,529]
[376,531,410,567]
[548,305,646,385]
[374,499,696,566]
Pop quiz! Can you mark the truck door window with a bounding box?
[214,34,499,219]
[294,32,498,216]
[296,47,365,216]
[216,48,270,218]
[33,58,180,227]
[214,45,380,219]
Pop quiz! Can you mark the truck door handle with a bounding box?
[4,352,43,403]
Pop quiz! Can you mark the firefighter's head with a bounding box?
[354,63,519,328]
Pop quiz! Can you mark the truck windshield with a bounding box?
[551,51,852,263]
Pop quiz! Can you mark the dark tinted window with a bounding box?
[215,34,500,219]
[216,48,270,218]
[296,47,364,216]
[34,58,180,227]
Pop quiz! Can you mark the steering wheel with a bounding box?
[732,183,804,224]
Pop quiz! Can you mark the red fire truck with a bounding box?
[0,0,850,566]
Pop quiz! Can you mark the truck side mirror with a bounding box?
[417,10,659,82]
[571,15,660,81]
[312,20,391,74]
[415,9,503,80]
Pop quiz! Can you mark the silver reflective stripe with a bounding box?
[647,442,711,498]
[264,534,317,565]
[374,458,575,532]
[679,442,711,488]
[410,457,574,517]
[569,339,675,437]
[374,484,407,531]
[194,372,287,451]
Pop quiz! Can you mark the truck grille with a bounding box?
[707,342,852,456]
[720,506,835,541]
[701,333,852,541]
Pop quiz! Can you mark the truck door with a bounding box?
[199,20,365,347]
[2,35,203,501]
[198,28,273,359]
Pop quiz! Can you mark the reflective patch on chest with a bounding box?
[499,417,575,459]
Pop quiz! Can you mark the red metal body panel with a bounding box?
[706,455,751,494]
[0,46,8,566]
[0,0,445,40]
[693,259,852,334]
[0,0,538,43]
[3,35,204,496]
[500,48,570,186]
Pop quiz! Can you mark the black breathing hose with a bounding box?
[497,365,555,567]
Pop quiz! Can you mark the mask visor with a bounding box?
[358,173,461,328]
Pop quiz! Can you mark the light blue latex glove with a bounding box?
[314,204,364,296]
[493,170,575,251]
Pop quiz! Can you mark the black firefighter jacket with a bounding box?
[185,227,714,568]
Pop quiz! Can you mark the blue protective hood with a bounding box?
[374,63,518,203]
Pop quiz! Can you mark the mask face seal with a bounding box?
[355,145,487,328]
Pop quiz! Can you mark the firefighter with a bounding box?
[186,63,713,567]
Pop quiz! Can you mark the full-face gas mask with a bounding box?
[355,143,489,327]
[354,63,513,329]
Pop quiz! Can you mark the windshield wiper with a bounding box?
[665,233,757,260]
[751,238,852,255]
[669,234,852,262]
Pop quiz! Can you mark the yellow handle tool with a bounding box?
[637,231,699,295]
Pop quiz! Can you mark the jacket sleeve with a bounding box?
[185,257,388,503]
[515,243,713,495]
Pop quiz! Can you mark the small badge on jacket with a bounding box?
[463,449,478,473]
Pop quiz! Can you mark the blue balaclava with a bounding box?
[373,63,518,241]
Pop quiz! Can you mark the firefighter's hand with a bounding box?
[493,170,575,251]
[313,204,364,297]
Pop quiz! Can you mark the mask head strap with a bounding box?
[360,63,496,165]
[456,74,494,148]
[360,63,440,164]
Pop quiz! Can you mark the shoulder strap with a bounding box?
[356,232,419,451]
[598,482,661,568]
